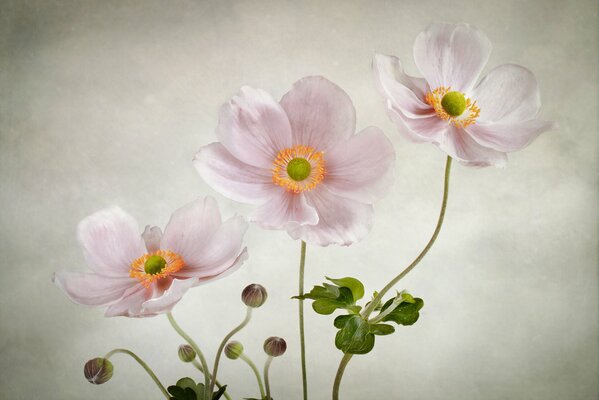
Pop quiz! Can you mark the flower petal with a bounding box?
[439,125,507,167]
[387,105,448,143]
[413,22,492,92]
[325,126,396,203]
[280,76,356,152]
[193,143,277,204]
[104,284,152,317]
[466,120,556,152]
[288,185,374,246]
[249,190,319,230]
[373,53,433,118]
[140,278,198,315]
[217,86,293,168]
[142,225,162,253]
[161,197,222,260]
[471,64,543,123]
[53,271,136,306]
[77,207,146,277]
[174,215,248,273]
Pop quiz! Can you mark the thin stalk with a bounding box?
[332,156,453,400]
[167,312,211,399]
[298,240,308,400]
[264,356,274,400]
[209,307,253,394]
[240,353,266,399]
[191,360,232,400]
[104,348,169,399]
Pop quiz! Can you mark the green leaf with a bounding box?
[176,377,197,390]
[334,315,375,354]
[333,314,353,329]
[370,323,395,336]
[326,277,364,302]
[381,297,424,326]
[312,299,346,315]
[212,385,228,400]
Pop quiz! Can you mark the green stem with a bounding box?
[332,155,453,400]
[264,356,274,400]
[240,353,266,399]
[167,312,211,399]
[104,348,169,399]
[209,307,253,394]
[298,240,308,400]
[191,360,232,400]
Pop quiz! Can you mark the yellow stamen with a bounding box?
[425,86,480,128]
[272,145,325,193]
[130,250,185,288]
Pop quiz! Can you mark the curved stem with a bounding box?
[332,156,453,400]
[209,307,253,394]
[104,348,169,399]
[191,360,232,400]
[167,312,211,399]
[240,353,266,399]
[298,240,308,400]
[264,356,274,400]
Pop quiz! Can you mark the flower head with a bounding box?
[53,197,248,317]
[374,22,556,167]
[194,76,395,246]
[263,336,287,357]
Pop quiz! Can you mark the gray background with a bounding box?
[1,0,597,399]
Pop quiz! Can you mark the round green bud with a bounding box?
[263,336,287,357]
[241,284,268,308]
[144,255,166,275]
[84,358,113,385]
[441,91,467,117]
[178,344,196,363]
[287,158,311,181]
[224,341,244,360]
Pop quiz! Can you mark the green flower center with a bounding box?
[441,91,467,117]
[144,255,167,275]
[287,158,311,181]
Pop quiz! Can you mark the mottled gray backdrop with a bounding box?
[1,0,597,399]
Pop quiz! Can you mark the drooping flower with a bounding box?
[54,197,248,317]
[374,22,556,167]
[194,76,395,246]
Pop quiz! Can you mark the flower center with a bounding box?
[287,158,312,181]
[130,250,185,288]
[272,145,325,193]
[425,86,480,128]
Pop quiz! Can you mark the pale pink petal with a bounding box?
[174,215,248,272]
[140,278,198,315]
[439,126,507,167]
[471,64,543,123]
[373,53,433,118]
[181,247,249,281]
[161,198,222,260]
[280,76,355,152]
[325,127,395,203]
[193,143,277,204]
[104,284,152,317]
[387,105,448,143]
[217,86,292,169]
[142,225,162,253]
[466,120,556,152]
[53,271,136,306]
[288,185,374,246]
[249,190,318,230]
[77,207,146,277]
[413,22,492,92]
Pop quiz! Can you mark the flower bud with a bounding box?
[224,341,244,360]
[178,344,196,363]
[241,284,268,308]
[84,358,113,385]
[263,337,287,357]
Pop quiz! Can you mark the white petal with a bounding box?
[249,190,319,230]
[53,271,136,306]
[414,22,492,92]
[387,105,448,143]
[142,225,162,253]
[466,120,556,152]
[194,143,278,204]
[439,126,507,167]
[217,86,293,168]
[77,207,146,277]
[140,278,198,315]
[325,127,395,203]
[104,284,152,317]
[280,76,356,152]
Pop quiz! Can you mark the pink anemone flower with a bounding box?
[374,22,556,167]
[53,197,248,317]
[194,76,395,246]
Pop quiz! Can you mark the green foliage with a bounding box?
[167,378,228,400]
[380,294,424,326]
[293,277,363,315]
